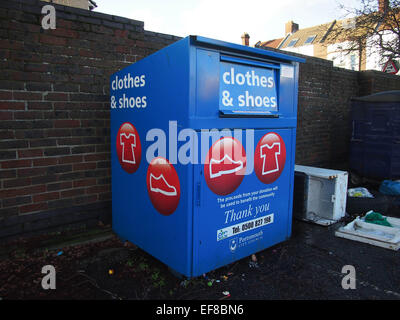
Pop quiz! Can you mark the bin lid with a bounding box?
[352,90,400,102]
[191,35,306,64]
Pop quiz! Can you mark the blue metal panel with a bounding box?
[192,128,295,276]
[110,36,302,277]
[220,55,281,69]
[192,36,305,63]
[110,37,193,276]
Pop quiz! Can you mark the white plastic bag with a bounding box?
[347,187,374,198]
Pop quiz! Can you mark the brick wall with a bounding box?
[358,70,400,96]
[296,58,359,167]
[296,59,400,168]
[0,0,399,239]
[0,0,181,239]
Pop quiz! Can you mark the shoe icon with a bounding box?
[209,154,244,179]
[149,173,177,196]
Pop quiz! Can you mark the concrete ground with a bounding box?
[0,215,399,300]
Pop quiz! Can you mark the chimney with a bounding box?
[378,0,389,13]
[285,21,299,35]
[241,33,250,46]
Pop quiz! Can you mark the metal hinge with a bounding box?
[196,182,201,206]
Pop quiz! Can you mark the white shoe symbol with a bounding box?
[209,154,244,179]
[149,173,177,196]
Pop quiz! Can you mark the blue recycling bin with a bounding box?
[350,91,400,180]
[110,36,304,277]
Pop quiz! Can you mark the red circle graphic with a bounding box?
[116,122,142,174]
[204,137,247,196]
[146,157,181,216]
[254,132,286,184]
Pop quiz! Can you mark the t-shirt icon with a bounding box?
[260,142,281,175]
[120,133,136,164]
[116,122,141,174]
[254,132,286,184]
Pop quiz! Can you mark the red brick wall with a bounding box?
[358,70,400,96]
[296,59,400,168]
[0,0,181,239]
[296,58,360,168]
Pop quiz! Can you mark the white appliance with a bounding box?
[294,165,348,226]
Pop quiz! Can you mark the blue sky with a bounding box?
[95,0,361,46]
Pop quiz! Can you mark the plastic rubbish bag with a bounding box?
[347,187,374,198]
[379,180,400,196]
[364,211,392,227]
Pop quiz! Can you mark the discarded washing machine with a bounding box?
[110,36,304,277]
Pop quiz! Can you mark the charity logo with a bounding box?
[204,137,246,196]
[254,132,286,184]
[116,122,142,174]
[146,157,180,216]
[229,238,238,253]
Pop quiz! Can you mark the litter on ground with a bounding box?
[347,187,374,198]
[335,212,400,251]
[364,211,392,227]
[379,180,400,196]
